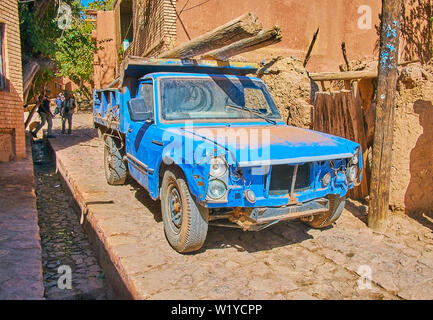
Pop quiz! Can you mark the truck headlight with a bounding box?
[350,148,360,166]
[210,157,227,177]
[346,166,358,182]
[244,189,256,203]
[322,172,332,187]
[208,179,227,200]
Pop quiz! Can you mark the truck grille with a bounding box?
[269,164,311,196]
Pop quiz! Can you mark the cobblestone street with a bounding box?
[43,113,433,300]
[32,139,108,299]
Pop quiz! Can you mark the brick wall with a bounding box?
[93,0,178,87]
[131,0,177,57]
[0,0,25,162]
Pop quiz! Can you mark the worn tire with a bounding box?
[161,169,209,253]
[104,135,127,185]
[302,195,346,229]
[97,127,104,139]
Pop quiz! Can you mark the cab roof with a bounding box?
[120,56,259,85]
[139,72,262,82]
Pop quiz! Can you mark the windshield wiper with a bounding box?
[225,103,277,125]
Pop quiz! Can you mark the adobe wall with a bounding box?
[390,64,433,214]
[176,0,382,72]
[0,0,25,162]
[93,10,118,89]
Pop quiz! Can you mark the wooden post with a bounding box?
[341,42,350,71]
[368,0,402,230]
[303,27,320,68]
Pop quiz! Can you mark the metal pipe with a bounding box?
[290,164,299,199]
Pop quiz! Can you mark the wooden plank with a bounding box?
[313,91,370,200]
[24,103,39,130]
[347,91,369,198]
[158,12,262,59]
[22,61,40,104]
[201,26,282,61]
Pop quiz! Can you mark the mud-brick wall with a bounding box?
[93,10,117,89]
[390,65,433,214]
[175,0,382,72]
[0,0,25,162]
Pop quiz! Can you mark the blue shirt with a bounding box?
[55,98,63,108]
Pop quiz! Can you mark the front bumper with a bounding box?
[209,198,330,231]
[249,198,329,224]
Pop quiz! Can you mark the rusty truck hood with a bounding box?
[179,124,359,166]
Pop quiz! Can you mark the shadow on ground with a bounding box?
[130,177,315,253]
[130,180,163,223]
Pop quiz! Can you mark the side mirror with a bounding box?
[127,98,154,122]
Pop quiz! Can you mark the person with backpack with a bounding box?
[32,93,55,138]
[60,91,76,134]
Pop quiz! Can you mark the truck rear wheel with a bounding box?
[302,195,346,229]
[97,127,104,139]
[161,169,209,253]
[104,135,127,185]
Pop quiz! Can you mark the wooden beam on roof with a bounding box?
[158,12,262,59]
[201,26,282,61]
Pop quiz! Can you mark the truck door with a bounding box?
[125,81,155,190]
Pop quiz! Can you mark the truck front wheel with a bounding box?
[161,169,209,253]
[104,135,127,185]
[301,195,346,229]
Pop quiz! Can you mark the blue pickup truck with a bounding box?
[93,57,362,253]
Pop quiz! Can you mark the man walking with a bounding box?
[61,91,76,134]
[32,93,55,138]
[53,92,64,117]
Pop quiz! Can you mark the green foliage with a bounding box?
[19,3,60,58]
[54,19,97,99]
[87,0,116,10]
[19,1,103,100]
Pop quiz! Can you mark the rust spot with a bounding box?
[186,125,336,148]
[173,202,181,213]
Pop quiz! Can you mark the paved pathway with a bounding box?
[0,137,44,300]
[46,113,433,300]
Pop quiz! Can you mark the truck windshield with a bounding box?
[159,76,282,122]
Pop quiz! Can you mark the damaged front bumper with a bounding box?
[209,198,329,231]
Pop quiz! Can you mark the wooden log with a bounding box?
[310,70,378,81]
[368,0,402,230]
[201,26,282,61]
[158,12,262,59]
